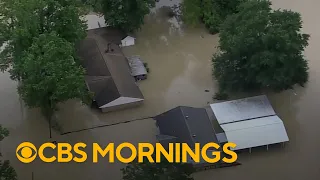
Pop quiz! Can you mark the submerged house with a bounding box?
[77,28,144,112]
[153,95,289,169]
[209,95,289,152]
[154,106,223,168]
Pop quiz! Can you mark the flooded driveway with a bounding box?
[0,0,319,179]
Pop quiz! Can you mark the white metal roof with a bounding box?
[83,14,106,30]
[127,56,147,76]
[210,95,276,124]
[221,115,289,150]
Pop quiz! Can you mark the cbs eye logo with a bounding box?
[16,142,37,163]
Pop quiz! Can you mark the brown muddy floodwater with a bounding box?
[0,0,319,179]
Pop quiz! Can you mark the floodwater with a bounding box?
[0,0,319,179]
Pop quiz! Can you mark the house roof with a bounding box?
[210,95,276,125]
[154,106,219,149]
[209,95,289,150]
[78,28,144,108]
[89,27,127,44]
[220,115,289,150]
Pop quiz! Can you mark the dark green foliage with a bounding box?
[0,126,9,142]
[0,126,17,180]
[18,33,91,120]
[212,0,310,92]
[213,92,229,100]
[181,0,245,33]
[202,0,246,33]
[0,0,87,80]
[101,0,155,33]
[121,158,194,180]
[82,0,103,12]
[0,160,17,180]
[181,0,202,26]
[0,0,90,122]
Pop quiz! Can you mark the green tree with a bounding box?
[101,0,155,33]
[180,0,245,33]
[121,159,194,180]
[0,126,17,180]
[181,0,202,27]
[212,0,310,92]
[82,0,103,12]
[18,32,91,121]
[202,0,246,34]
[0,0,87,80]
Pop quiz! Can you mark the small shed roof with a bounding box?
[210,95,276,124]
[127,56,147,76]
[122,36,135,41]
[221,115,289,150]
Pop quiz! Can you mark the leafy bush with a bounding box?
[0,126,17,180]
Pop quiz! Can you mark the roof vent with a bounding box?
[192,134,196,137]
[185,115,189,118]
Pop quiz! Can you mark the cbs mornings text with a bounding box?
[16,142,238,164]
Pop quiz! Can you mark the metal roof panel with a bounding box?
[221,115,289,150]
[210,95,276,124]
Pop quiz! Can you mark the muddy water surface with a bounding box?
[0,0,319,179]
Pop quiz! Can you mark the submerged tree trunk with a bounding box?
[41,99,62,136]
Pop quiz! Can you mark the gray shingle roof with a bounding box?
[78,28,144,108]
[154,106,219,149]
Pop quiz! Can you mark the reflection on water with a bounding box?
[0,0,319,179]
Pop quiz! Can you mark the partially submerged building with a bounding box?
[153,95,289,169]
[77,28,144,112]
[83,13,136,46]
[209,95,289,152]
[154,106,226,168]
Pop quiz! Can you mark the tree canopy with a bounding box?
[121,159,194,180]
[181,0,245,33]
[212,0,310,92]
[101,0,155,33]
[0,0,90,122]
[0,126,17,180]
[0,0,87,80]
[202,0,246,33]
[181,0,202,27]
[18,32,90,119]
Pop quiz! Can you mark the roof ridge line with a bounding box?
[180,107,197,145]
[93,37,123,93]
[204,108,221,147]
[219,114,277,125]
[222,122,284,132]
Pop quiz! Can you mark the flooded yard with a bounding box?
[0,0,320,179]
